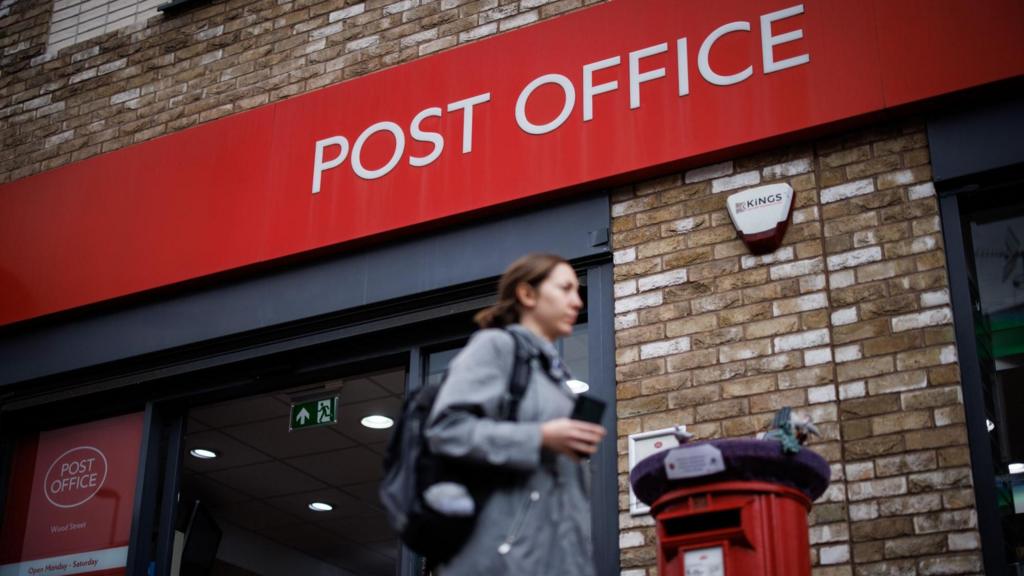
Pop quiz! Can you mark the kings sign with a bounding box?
[726,183,794,255]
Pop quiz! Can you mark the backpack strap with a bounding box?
[501,328,535,421]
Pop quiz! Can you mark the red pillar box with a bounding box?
[629,439,830,576]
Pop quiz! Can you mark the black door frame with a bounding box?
[939,189,1007,576]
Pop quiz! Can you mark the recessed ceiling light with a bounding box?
[190,448,218,459]
[986,419,996,432]
[361,415,394,429]
[566,379,590,394]
[308,502,333,512]
[1010,463,1024,475]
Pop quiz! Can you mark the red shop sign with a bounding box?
[0,413,144,576]
[1,0,1022,325]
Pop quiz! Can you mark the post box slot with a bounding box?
[662,508,741,537]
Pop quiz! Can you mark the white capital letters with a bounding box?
[352,121,405,180]
[761,4,810,74]
[447,93,491,154]
[628,43,667,109]
[516,74,576,135]
[698,21,753,86]
[409,107,444,167]
[312,136,349,194]
[582,56,620,122]
[677,38,689,96]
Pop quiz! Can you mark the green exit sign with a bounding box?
[290,397,338,431]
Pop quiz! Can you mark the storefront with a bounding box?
[1,0,1023,575]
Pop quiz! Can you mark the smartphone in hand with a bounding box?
[570,394,606,424]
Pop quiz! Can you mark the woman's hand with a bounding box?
[540,418,607,460]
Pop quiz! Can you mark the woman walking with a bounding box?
[425,253,607,575]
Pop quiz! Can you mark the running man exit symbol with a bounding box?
[317,399,332,423]
[290,397,338,430]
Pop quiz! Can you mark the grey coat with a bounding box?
[424,324,596,576]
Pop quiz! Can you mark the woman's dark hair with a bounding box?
[474,253,568,328]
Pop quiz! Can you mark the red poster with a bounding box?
[0,413,144,576]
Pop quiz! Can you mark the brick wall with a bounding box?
[47,0,166,56]
[0,0,598,184]
[612,122,984,576]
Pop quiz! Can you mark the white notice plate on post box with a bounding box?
[683,546,724,576]
[664,444,725,480]
[627,427,685,515]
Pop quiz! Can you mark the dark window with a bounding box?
[956,186,1024,570]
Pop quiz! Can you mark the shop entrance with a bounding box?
[165,314,592,576]
[176,365,407,576]
[0,196,616,576]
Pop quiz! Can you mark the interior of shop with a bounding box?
[176,367,406,576]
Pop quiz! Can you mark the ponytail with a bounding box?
[475,253,568,329]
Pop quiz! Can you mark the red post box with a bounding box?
[630,439,830,576]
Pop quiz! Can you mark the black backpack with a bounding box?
[379,329,534,565]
